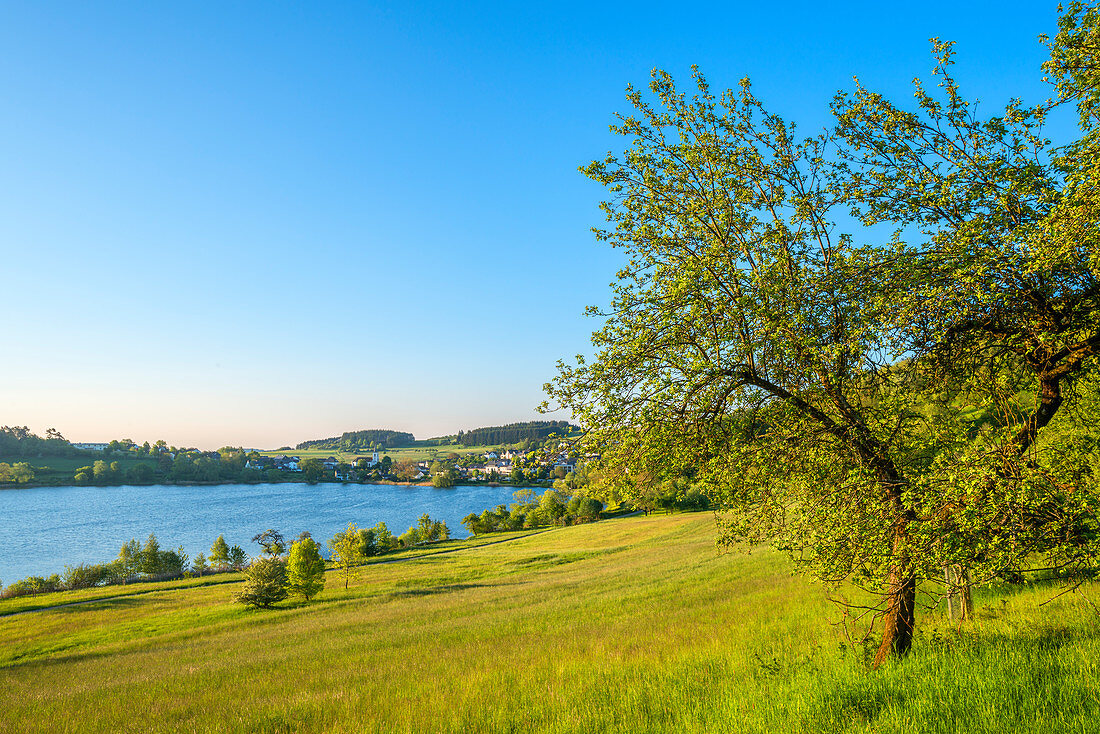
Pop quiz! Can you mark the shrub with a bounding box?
[234,558,288,609]
[62,563,113,590]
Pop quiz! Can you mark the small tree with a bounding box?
[228,545,248,571]
[462,513,483,535]
[162,546,189,577]
[192,553,209,576]
[433,520,450,541]
[140,533,162,576]
[371,522,397,552]
[210,535,230,570]
[300,458,324,483]
[116,539,142,582]
[328,522,365,589]
[286,537,326,601]
[235,558,288,609]
[251,529,286,558]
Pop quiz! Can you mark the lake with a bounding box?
[0,482,522,584]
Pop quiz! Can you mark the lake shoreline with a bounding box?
[1,478,552,491]
[0,481,537,582]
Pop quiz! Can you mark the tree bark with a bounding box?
[873,524,917,668]
[944,564,973,624]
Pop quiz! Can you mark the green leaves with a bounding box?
[549,3,1100,660]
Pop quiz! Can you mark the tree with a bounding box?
[392,460,420,482]
[541,46,1100,666]
[161,546,189,577]
[430,471,455,488]
[371,522,397,552]
[462,513,483,535]
[300,458,325,483]
[140,533,162,576]
[235,558,288,609]
[210,535,230,569]
[228,544,248,570]
[328,522,365,589]
[286,537,326,601]
[116,539,142,582]
[538,489,566,524]
[92,460,113,484]
[192,553,209,576]
[0,462,35,484]
[126,463,155,484]
[251,529,286,559]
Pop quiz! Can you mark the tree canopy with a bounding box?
[545,5,1100,665]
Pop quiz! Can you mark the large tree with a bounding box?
[545,6,1100,666]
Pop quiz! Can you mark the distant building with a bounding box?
[71,443,109,451]
[351,450,381,467]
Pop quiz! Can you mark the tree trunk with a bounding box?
[873,526,917,668]
[944,564,973,624]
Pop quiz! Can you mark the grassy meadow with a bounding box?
[1,513,1098,733]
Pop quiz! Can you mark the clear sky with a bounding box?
[0,1,1074,449]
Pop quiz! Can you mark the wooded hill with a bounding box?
[295,430,415,451]
[456,421,576,447]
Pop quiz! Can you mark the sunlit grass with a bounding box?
[1,513,1098,733]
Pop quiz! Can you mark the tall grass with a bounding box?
[1,513,1098,733]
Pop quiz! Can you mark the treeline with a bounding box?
[0,514,452,604]
[456,421,575,447]
[1,532,197,598]
[461,488,603,534]
[0,426,83,458]
[72,448,253,485]
[296,429,415,451]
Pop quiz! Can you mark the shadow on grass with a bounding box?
[51,596,142,615]
[389,582,493,599]
[801,623,1100,730]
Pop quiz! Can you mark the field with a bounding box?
[1,513,1099,733]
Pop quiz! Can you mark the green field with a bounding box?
[1,514,1097,733]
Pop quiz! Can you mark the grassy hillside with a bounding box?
[1,514,1098,733]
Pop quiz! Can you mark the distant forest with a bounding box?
[456,421,575,447]
[296,430,415,451]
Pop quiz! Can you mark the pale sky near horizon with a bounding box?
[0,1,1075,449]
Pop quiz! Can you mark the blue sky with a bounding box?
[0,1,1073,448]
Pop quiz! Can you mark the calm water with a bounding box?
[0,482,520,583]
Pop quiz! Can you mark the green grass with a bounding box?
[1,514,1098,733]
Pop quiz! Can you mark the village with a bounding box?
[245,445,583,485]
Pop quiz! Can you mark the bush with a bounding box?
[397,528,421,548]
[2,574,62,599]
[566,497,603,524]
[62,563,114,590]
[234,558,288,609]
